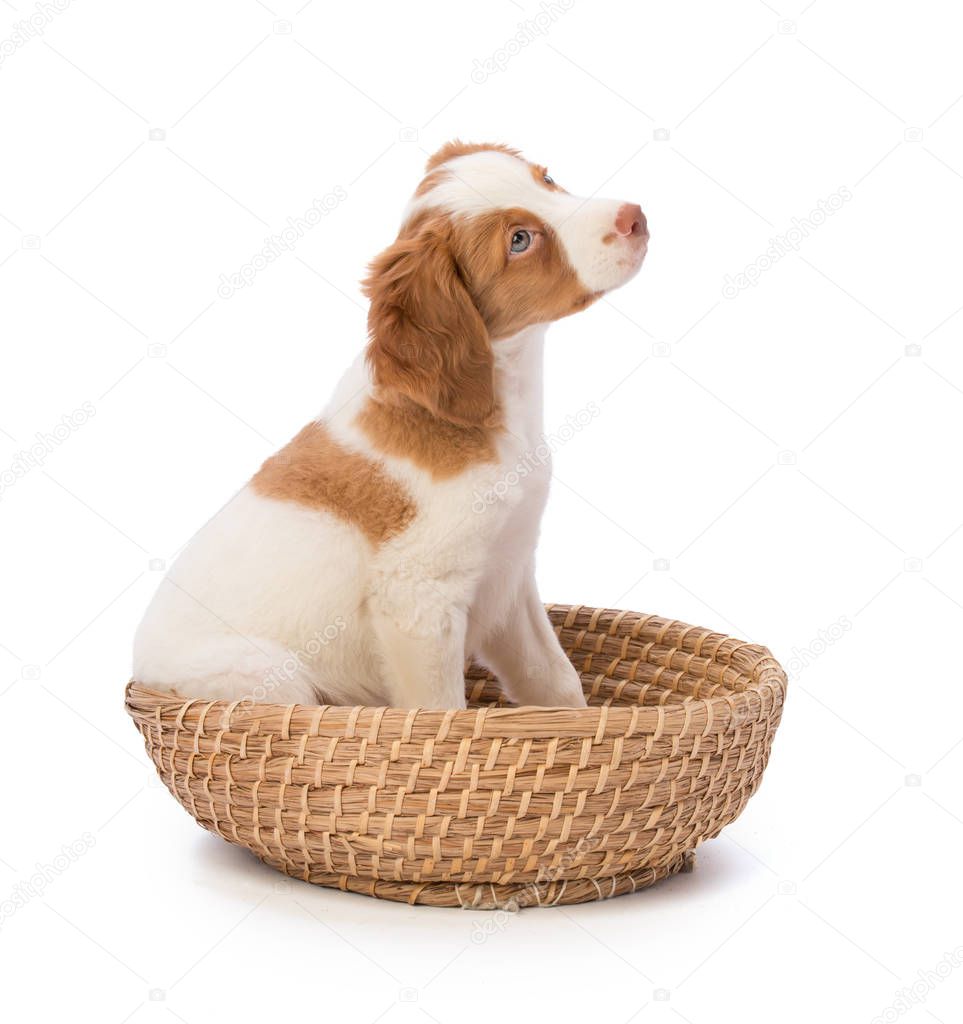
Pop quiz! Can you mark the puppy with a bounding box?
[133,141,648,708]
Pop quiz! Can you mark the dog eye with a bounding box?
[510,229,532,253]
[543,173,554,185]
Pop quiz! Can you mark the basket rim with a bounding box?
[125,604,787,742]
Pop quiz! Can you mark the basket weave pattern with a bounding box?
[126,605,787,908]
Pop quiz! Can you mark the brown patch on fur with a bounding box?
[425,140,520,172]
[454,208,600,339]
[356,396,497,479]
[363,213,497,428]
[251,421,415,543]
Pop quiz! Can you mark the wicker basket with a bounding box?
[125,604,786,909]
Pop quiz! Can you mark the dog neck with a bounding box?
[491,323,547,443]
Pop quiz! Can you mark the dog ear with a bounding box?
[363,222,495,428]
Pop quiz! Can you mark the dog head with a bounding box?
[363,140,648,426]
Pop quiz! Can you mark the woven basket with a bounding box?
[125,604,786,909]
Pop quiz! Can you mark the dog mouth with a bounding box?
[609,241,647,288]
[627,235,649,268]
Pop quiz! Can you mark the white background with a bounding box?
[1,1,962,1022]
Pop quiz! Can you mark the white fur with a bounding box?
[134,149,644,708]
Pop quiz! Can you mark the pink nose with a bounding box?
[614,203,646,238]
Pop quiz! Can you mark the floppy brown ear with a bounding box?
[362,222,495,427]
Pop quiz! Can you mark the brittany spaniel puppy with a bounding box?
[134,141,648,709]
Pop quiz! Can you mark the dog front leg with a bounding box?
[370,594,469,709]
[477,576,586,707]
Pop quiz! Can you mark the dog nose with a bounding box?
[614,203,646,238]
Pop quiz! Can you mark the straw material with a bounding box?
[125,604,786,909]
